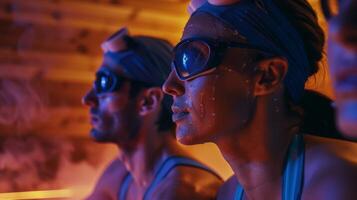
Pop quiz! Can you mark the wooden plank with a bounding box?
[0,106,91,138]
[0,64,40,80]
[116,0,188,14]
[0,0,187,33]
[0,19,110,55]
[33,81,91,107]
[0,76,91,110]
[63,0,188,15]
[33,106,91,137]
[0,48,103,71]
[0,18,182,55]
[0,0,134,25]
[0,0,187,55]
[0,63,94,83]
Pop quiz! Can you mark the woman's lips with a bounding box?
[171,106,189,122]
[172,111,189,122]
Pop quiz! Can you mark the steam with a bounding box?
[0,79,116,197]
[0,134,113,193]
[0,79,47,131]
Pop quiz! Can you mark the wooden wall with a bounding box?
[0,0,189,138]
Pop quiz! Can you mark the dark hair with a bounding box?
[273,0,325,76]
[297,90,343,139]
[129,82,174,132]
[274,0,345,139]
[115,35,175,132]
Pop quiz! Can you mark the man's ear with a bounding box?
[253,57,288,96]
[138,87,164,116]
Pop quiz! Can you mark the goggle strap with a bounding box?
[177,67,217,81]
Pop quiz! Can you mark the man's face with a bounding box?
[327,0,357,138]
[82,58,141,144]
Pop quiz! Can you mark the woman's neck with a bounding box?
[216,96,300,199]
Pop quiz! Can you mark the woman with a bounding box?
[163,0,357,199]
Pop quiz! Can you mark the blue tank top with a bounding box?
[118,156,222,200]
[234,134,305,200]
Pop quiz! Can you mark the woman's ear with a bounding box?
[138,87,164,116]
[253,57,288,96]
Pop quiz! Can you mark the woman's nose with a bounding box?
[162,70,185,97]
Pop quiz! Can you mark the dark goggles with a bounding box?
[320,0,341,20]
[94,69,130,94]
[94,68,152,94]
[172,38,272,81]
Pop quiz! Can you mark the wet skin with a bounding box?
[327,0,357,139]
[83,59,141,147]
[163,10,357,200]
[85,158,128,200]
[163,12,258,145]
[83,52,223,200]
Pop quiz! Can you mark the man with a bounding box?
[83,28,222,200]
[323,0,357,139]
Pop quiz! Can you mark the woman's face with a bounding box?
[163,13,258,145]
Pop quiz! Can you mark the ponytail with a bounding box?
[299,90,343,139]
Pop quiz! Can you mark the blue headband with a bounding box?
[193,0,310,102]
[103,36,173,87]
[101,32,173,110]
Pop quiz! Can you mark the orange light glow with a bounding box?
[0,189,72,200]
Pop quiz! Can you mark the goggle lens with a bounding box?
[94,70,123,94]
[174,40,212,80]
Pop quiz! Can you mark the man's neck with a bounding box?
[117,128,183,189]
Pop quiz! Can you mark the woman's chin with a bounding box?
[177,135,196,145]
[175,126,210,145]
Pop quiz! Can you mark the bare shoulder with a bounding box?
[303,135,357,200]
[151,163,223,200]
[85,158,128,200]
[304,135,357,170]
[217,175,238,200]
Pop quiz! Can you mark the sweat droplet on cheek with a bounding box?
[185,98,194,126]
[208,75,220,126]
[210,75,219,101]
[199,92,205,119]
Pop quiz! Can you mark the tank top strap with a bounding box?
[233,134,305,200]
[282,134,305,200]
[118,172,132,200]
[234,184,244,200]
[143,156,222,200]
